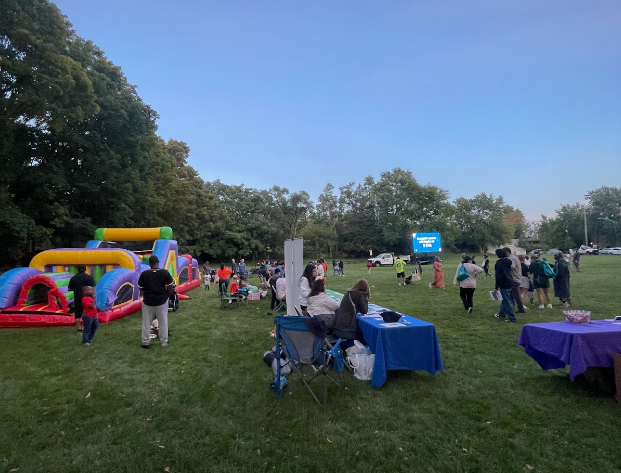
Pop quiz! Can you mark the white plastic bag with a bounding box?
[346,352,375,381]
[345,340,368,357]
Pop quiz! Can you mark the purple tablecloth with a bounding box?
[518,320,621,380]
[357,314,444,388]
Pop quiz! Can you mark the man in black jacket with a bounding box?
[494,248,517,322]
[68,265,95,332]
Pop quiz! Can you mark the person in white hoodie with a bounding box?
[298,263,317,315]
[307,278,341,327]
[453,255,484,313]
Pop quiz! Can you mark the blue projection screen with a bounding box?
[412,232,442,253]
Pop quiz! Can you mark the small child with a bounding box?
[81,286,98,345]
[150,318,159,339]
[366,260,372,274]
[230,275,240,295]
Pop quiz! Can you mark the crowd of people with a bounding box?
[445,247,573,323]
[68,246,576,350]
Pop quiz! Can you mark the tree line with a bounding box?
[2,0,537,267]
[536,187,621,250]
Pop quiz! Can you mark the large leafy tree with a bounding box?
[538,204,584,250]
[338,178,381,256]
[1,0,99,255]
[453,193,510,252]
[585,186,621,247]
[0,0,219,266]
[309,183,342,258]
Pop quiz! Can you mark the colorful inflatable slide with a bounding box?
[0,227,200,328]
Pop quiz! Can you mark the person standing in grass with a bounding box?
[493,248,517,322]
[139,255,174,349]
[517,254,531,305]
[216,263,233,296]
[504,247,527,314]
[553,252,572,307]
[482,255,491,277]
[320,259,328,278]
[68,265,95,332]
[366,260,372,274]
[429,256,445,289]
[338,260,345,276]
[573,250,581,272]
[394,256,406,286]
[238,259,247,280]
[80,286,98,345]
[528,253,553,309]
[453,256,483,313]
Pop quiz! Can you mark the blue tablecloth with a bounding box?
[356,306,444,388]
[323,292,443,388]
[518,319,621,380]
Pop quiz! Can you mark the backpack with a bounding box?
[456,264,469,282]
[543,261,555,277]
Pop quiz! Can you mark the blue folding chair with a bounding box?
[275,315,345,404]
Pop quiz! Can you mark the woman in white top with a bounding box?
[298,264,317,315]
[453,255,484,313]
[307,279,340,327]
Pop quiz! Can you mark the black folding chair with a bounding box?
[275,315,345,404]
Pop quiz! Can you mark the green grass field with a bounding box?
[1,253,621,473]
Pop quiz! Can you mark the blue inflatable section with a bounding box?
[0,267,42,308]
[95,268,138,311]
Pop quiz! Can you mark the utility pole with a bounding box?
[583,207,588,246]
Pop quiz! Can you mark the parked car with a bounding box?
[600,247,621,255]
[367,253,411,267]
[578,245,599,255]
[415,255,435,265]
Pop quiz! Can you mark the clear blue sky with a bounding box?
[52,0,621,221]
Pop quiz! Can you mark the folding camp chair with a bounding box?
[221,293,240,309]
[275,315,345,404]
[273,295,286,313]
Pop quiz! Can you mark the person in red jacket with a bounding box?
[81,286,98,345]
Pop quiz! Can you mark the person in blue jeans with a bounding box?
[81,286,99,344]
[493,248,517,322]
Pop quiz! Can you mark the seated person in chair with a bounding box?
[307,278,340,328]
[269,268,282,310]
[332,279,370,347]
[275,272,286,304]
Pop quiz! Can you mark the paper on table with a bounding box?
[380,322,403,328]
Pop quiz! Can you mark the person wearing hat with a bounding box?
[138,255,174,348]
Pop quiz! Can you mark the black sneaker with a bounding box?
[140,344,150,349]
[467,307,473,313]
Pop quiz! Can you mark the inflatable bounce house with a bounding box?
[0,227,200,328]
